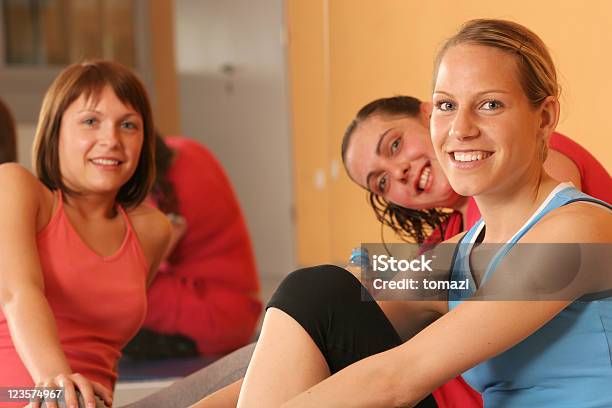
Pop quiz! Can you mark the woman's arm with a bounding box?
[0,164,112,407]
[282,299,570,408]
[282,204,610,407]
[129,204,172,286]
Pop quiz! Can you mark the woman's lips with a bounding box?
[416,164,432,192]
[448,150,494,169]
[414,161,433,195]
[89,157,124,170]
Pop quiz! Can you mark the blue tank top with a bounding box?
[448,183,612,407]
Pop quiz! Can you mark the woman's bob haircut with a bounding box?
[32,60,155,209]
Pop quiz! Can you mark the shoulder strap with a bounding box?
[481,187,611,284]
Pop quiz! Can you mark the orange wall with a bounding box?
[288,1,612,264]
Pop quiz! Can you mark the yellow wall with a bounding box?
[287,0,333,264]
[289,0,612,265]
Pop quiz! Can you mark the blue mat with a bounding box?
[117,355,223,381]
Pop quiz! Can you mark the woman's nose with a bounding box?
[99,125,121,147]
[391,161,410,183]
[449,109,479,140]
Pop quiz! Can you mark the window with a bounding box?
[0,0,151,123]
[3,0,136,67]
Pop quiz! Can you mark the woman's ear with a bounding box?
[419,101,433,129]
[538,95,560,143]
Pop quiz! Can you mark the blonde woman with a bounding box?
[233,19,612,407]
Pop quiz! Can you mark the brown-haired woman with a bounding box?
[0,61,171,408]
[0,97,17,164]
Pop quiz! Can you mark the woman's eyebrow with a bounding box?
[375,127,395,155]
[77,109,102,114]
[475,89,510,96]
[433,90,453,97]
[433,89,510,97]
[365,171,376,191]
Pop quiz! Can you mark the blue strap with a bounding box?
[480,187,611,284]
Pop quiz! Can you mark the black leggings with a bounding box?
[267,264,438,408]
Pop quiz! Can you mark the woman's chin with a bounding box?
[447,180,482,198]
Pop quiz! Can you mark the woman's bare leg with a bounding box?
[189,379,242,408]
[237,308,330,407]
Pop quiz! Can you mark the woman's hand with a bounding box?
[30,373,113,408]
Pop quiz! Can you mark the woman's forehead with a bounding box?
[71,86,139,114]
[434,44,522,95]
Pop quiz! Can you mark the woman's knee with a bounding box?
[268,264,362,311]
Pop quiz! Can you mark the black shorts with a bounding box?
[267,264,438,408]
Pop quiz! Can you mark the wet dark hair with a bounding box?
[0,98,17,164]
[152,132,179,215]
[341,96,452,243]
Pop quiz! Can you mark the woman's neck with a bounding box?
[451,195,470,227]
[474,170,560,242]
[62,191,119,220]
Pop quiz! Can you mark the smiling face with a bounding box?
[58,85,144,196]
[344,110,462,210]
[431,44,547,198]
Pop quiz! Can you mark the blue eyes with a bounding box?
[436,101,455,111]
[481,100,503,110]
[434,99,504,112]
[121,121,138,130]
[377,175,388,193]
[390,138,400,153]
[374,138,401,193]
[81,118,138,130]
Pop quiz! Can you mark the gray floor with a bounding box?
[114,274,284,406]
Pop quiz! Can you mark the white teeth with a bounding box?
[452,151,491,162]
[418,166,431,190]
[91,158,120,166]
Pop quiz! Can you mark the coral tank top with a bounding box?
[0,192,148,400]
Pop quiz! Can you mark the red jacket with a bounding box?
[144,137,261,354]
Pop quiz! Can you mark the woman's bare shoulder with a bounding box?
[0,163,43,190]
[525,201,612,243]
[127,203,171,267]
[0,163,52,215]
[128,203,171,243]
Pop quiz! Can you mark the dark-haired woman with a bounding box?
[0,61,171,408]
